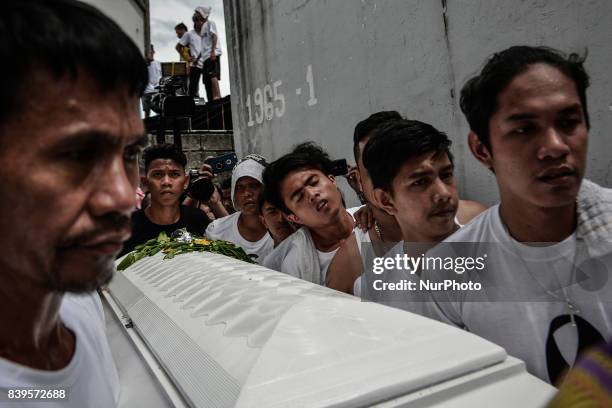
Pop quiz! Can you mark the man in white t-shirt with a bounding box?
[0,1,148,406]
[423,46,612,384]
[197,6,223,102]
[327,112,486,295]
[205,155,274,263]
[177,8,206,97]
[262,143,355,285]
[142,44,162,118]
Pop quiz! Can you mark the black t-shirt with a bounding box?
[119,205,210,257]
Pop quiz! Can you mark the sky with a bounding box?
[150,0,231,97]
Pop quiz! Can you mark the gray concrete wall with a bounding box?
[146,132,234,170]
[224,0,612,207]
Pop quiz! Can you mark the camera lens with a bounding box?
[188,178,215,202]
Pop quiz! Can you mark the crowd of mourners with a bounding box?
[0,1,610,407]
[125,43,612,396]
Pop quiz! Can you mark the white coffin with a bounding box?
[107,251,556,407]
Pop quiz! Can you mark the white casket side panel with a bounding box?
[110,251,555,407]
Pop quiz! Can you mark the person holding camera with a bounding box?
[119,144,211,256]
[183,163,230,221]
[205,154,274,263]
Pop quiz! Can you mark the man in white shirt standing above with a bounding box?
[197,6,223,102]
[424,46,612,384]
[206,155,274,263]
[177,7,205,98]
[176,6,222,102]
[142,44,162,118]
[0,0,149,406]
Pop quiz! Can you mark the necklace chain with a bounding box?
[374,220,383,242]
[512,240,580,326]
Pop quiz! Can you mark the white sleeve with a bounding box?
[178,33,190,47]
[208,21,218,36]
[205,220,220,240]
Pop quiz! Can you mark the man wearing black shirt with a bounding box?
[120,144,210,256]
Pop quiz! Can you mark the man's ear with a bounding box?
[355,169,364,193]
[259,215,267,229]
[286,212,303,225]
[373,188,398,216]
[328,174,336,185]
[183,173,190,191]
[468,132,494,171]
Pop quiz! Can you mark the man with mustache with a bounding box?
[327,112,486,295]
[354,120,485,309]
[205,155,274,263]
[120,144,211,256]
[262,143,355,285]
[424,46,612,384]
[0,0,148,405]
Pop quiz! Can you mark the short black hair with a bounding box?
[257,189,273,215]
[263,142,334,214]
[143,144,187,173]
[0,0,148,126]
[175,22,188,31]
[460,45,590,149]
[353,111,403,161]
[363,120,453,193]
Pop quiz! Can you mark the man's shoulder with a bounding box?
[205,211,240,235]
[262,235,295,270]
[181,205,209,220]
[60,292,105,333]
[182,30,200,42]
[204,20,217,32]
[131,208,150,227]
[179,205,210,232]
[279,229,310,259]
[445,205,497,243]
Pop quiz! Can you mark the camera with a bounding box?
[186,170,215,203]
[150,62,191,114]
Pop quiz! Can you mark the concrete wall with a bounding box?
[146,132,235,170]
[224,0,612,207]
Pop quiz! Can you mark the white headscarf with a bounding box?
[230,154,267,210]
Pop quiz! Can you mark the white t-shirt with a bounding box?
[262,233,294,271]
[178,29,203,68]
[145,60,162,93]
[200,20,222,60]
[205,212,274,264]
[0,292,119,407]
[316,248,339,280]
[424,204,612,384]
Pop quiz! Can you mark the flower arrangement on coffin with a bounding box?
[117,229,255,271]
